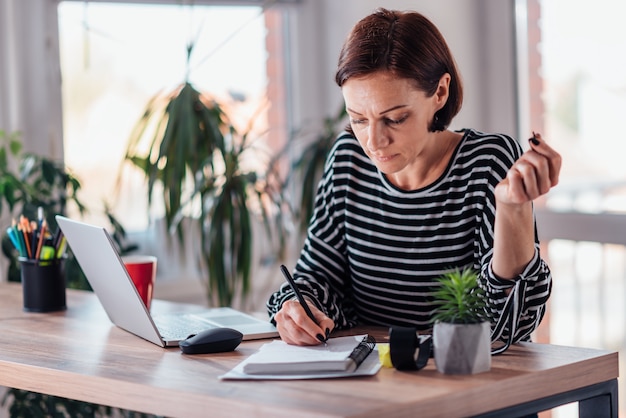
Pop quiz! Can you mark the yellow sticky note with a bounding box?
[377,343,393,368]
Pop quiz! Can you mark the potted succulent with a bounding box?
[431,267,491,375]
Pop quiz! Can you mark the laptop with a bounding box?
[55,215,279,347]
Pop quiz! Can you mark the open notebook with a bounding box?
[56,216,278,347]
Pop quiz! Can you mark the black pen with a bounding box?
[280,264,327,343]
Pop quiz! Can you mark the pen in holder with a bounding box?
[19,257,67,313]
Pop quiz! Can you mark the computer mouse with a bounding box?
[179,328,243,355]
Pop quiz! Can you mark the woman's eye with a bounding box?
[386,115,408,125]
[350,119,366,125]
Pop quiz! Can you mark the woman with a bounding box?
[267,8,561,346]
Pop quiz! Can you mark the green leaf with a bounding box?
[9,137,22,156]
[431,267,487,324]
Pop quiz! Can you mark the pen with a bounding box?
[37,207,44,229]
[280,264,327,343]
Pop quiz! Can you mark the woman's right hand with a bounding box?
[274,299,335,345]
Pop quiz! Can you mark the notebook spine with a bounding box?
[348,335,376,367]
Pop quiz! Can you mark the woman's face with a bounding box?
[341,71,449,187]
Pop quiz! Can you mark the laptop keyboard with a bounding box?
[153,314,216,341]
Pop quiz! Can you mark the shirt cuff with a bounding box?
[487,248,540,288]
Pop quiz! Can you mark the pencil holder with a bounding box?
[19,257,66,313]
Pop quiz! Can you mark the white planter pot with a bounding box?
[433,321,491,375]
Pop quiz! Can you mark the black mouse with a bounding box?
[179,328,243,354]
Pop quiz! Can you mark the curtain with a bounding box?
[0,0,64,159]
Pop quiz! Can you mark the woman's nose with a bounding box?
[366,124,389,152]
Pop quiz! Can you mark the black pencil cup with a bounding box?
[19,257,66,313]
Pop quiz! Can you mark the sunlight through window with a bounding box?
[58,2,269,230]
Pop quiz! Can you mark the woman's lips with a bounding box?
[371,153,397,163]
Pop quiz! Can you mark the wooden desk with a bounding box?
[0,283,618,417]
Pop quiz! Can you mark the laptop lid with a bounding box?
[55,215,278,347]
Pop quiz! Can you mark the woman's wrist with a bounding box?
[493,201,535,279]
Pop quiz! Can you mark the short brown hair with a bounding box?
[335,8,463,132]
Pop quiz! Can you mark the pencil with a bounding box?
[55,236,67,259]
[30,220,38,254]
[19,216,32,259]
[7,220,24,257]
[35,220,47,260]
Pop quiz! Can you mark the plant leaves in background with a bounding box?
[122,83,287,307]
[290,106,347,232]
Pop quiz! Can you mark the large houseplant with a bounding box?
[431,267,491,375]
[121,46,288,307]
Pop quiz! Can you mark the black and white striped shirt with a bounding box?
[267,129,552,344]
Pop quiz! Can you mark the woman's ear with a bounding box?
[434,73,451,109]
[428,74,451,132]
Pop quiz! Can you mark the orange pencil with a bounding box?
[35,220,47,260]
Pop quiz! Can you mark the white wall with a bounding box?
[287,0,519,139]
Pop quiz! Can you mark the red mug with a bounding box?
[122,255,157,310]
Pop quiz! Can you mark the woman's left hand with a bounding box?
[495,133,562,205]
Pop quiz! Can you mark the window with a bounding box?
[535,1,626,416]
[58,1,275,230]
[540,0,626,212]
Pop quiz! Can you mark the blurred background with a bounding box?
[1,0,625,416]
